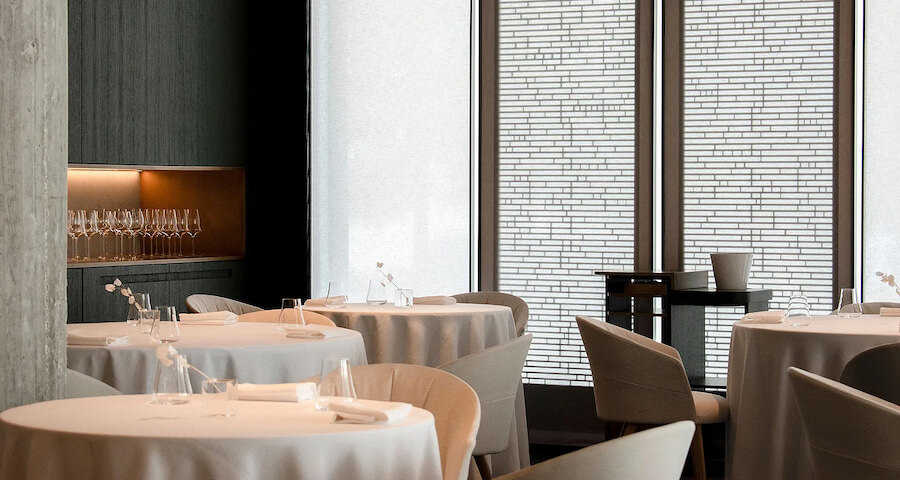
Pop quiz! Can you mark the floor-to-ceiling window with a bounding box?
[497,0,639,386]
[310,0,475,300]
[679,0,837,376]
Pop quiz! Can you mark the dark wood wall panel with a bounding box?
[68,0,248,167]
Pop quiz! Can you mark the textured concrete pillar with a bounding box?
[0,0,68,409]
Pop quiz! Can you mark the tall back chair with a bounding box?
[185,294,262,314]
[835,301,900,314]
[237,309,336,327]
[495,421,695,480]
[320,364,480,480]
[840,343,900,404]
[576,316,728,480]
[66,369,121,398]
[788,367,900,480]
[452,291,529,337]
[440,335,533,479]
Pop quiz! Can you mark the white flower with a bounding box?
[155,345,178,367]
[105,284,115,292]
[386,273,393,282]
[120,289,130,297]
[126,288,132,295]
[114,279,122,287]
[128,296,135,304]
[376,261,384,268]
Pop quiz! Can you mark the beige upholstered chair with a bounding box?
[237,309,336,327]
[318,364,480,480]
[66,369,122,399]
[834,301,900,314]
[185,294,263,314]
[439,334,532,479]
[576,316,728,480]
[840,342,900,405]
[788,367,900,480]
[452,291,529,337]
[495,421,695,480]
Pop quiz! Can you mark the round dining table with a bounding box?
[726,314,900,480]
[67,322,368,394]
[0,395,442,480]
[306,302,528,476]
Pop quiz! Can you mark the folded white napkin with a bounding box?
[178,311,239,326]
[285,324,340,340]
[305,296,347,307]
[412,296,457,305]
[329,399,413,424]
[67,331,130,346]
[738,310,785,324]
[237,382,317,402]
[880,307,900,317]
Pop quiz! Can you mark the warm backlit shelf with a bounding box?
[66,255,244,269]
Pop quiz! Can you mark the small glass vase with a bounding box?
[151,355,192,405]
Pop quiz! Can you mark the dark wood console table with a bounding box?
[594,271,773,389]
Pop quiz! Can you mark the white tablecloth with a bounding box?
[0,395,442,480]
[67,322,368,394]
[307,303,528,476]
[727,314,900,480]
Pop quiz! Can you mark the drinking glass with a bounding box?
[126,292,151,327]
[98,209,112,261]
[106,210,121,260]
[315,358,357,411]
[366,279,388,305]
[323,281,345,307]
[151,306,181,343]
[186,209,202,257]
[201,378,237,417]
[67,210,77,262]
[164,209,179,257]
[129,209,145,260]
[140,308,159,334]
[152,354,191,405]
[785,295,811,327]
[395,289,414,308]
[837,288,862,318]
[69,210,86,262]
[83,210,99,261]
[277,298,305,333]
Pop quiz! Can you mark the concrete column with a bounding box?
[0,0,68,409]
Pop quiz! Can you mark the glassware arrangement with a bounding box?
[785,295,812,327]
[67,208,201,263]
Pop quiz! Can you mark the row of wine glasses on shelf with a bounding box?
[67,208,202,262]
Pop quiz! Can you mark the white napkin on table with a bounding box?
[880,307,900,317]
[329,399,413,424]
[178,311,239,326]
[67,331,130,346]
[305,296,348,307]
[412,296,457,305]
[236,382,317,402]
[738,310,785,324]
[285,324,341,340]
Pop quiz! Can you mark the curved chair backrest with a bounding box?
[185,294,263,315]
[237,309,336,327]
[576,316,695,424]
[835,302,900,315]
[439,334,532,456]
[452,291,529,337]
[840,343,900,405]
[320,364,480,480]
[66,369,122,399]
[495,421,695,480]
[789,367,900,480]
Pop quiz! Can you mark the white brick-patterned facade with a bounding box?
[498,0,637,385]
[683,0,835,376]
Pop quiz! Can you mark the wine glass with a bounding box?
[785,295,811,327]
[164,209,179,257]
[83,210,99,261]
[121,209,135,260]
[66,210,77,262]
[151,306,181,343]
[141,209,153,258]
[130,209,145,260]
[277,298,306,333]
[97,209,112,261]
[186,209,202,257]
[71,210,86,261]
[105,210,121,260]
[837,288,862,318]
[152,209,169,258]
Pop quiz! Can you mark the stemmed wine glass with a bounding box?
[183,209,202,257]
[152,209,168,258]
[140,209,153,258]
[164,209,179,257]
[83,210,100,261]
[97,209,112,261]
[128,209,143,260]
[67,210,81,262]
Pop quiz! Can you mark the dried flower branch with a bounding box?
[875,272,900,297]
[375,262,410,303]
[104,278,143,309]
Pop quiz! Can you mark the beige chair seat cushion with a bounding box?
[692,391,729,424]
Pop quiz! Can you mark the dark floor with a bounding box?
[529,422,726,480]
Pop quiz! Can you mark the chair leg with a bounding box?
[690,424,707,480]
[474,454,492,480]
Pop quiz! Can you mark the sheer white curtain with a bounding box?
[863,0,900,301]
[310,0,473,301]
